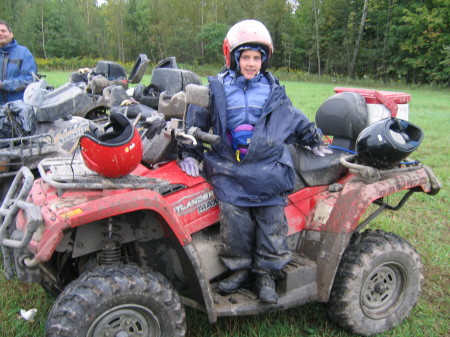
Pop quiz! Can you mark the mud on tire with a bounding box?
[45,264,186,337]
[327,229,423,336]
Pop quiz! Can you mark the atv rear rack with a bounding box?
[0,133,58,157]
[0,134,59,177]
[37,157,173,195]
[340,154,441,194]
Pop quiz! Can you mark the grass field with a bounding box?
[0,72,448,337]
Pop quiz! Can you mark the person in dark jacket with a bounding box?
[0,20,37,105]
[178,19,331,304]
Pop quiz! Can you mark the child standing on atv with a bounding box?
[178,19,331,304]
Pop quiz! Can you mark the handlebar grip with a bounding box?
[193,129,221,145]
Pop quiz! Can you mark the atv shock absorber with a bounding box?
[99,218,122,265]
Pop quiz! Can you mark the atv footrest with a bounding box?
[209,255,318,317]
[211,282,317,317]
[37,157,170,193]
[279,255,317,293]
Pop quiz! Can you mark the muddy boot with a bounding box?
[255,273,278,304]
[217,270,251,294]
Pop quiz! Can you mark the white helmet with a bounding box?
[223,19,273,71]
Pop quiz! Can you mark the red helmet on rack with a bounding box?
[223,19,273,71]
[80,112,143,178]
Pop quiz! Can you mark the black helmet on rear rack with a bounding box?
[356,118,423,169]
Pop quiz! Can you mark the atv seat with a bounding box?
[94,61,127,80]
[32,83,92,122]
[289,146,350,187]
[315,92,368,150]
[132,57,202,110]
[290,92,369,187]
[150,57,202,95]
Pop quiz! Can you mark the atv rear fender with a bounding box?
[294,162,440,302]
[305,164,440,234]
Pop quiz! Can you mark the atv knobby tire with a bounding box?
[45,264,186,337]
[327,229,423,336]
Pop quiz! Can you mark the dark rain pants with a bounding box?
[218,201,291,273]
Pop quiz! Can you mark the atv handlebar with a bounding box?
[142,84,219,148]
[187,127,221,145]
[184,85,220,144]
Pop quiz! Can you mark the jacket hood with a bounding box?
[0,39,17,53]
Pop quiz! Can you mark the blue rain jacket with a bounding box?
[182,70,322,207]
[223,70,271,130]
[0,39,37,105]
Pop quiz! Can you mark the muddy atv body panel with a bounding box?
[0,153,439,317]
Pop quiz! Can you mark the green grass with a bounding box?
[1,74,449,337]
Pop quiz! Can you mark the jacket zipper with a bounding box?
[243,80,249,123]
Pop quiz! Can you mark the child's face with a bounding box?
[239,49,262,79]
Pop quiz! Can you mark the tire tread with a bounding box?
[45,264,186,337]
[327,229,423,336]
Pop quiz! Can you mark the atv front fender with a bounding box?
[21,188,191,265]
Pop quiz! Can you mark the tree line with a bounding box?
[3,0,449,85]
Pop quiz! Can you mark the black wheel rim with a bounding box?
[87,304,161,337]
[361,262,408,319]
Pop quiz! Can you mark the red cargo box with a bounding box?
[334,87,411,124]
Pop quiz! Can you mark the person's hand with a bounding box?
[0,80,3,89]
[311,145,333,157]
[179,157,201,177]
[144,117,166,139]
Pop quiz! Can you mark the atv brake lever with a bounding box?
[174,131,197,146]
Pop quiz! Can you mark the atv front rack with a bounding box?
[37,157,174,195]
[0,167,42,249]
[0,166,43,277]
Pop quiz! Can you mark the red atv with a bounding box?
[0,84,441,337]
